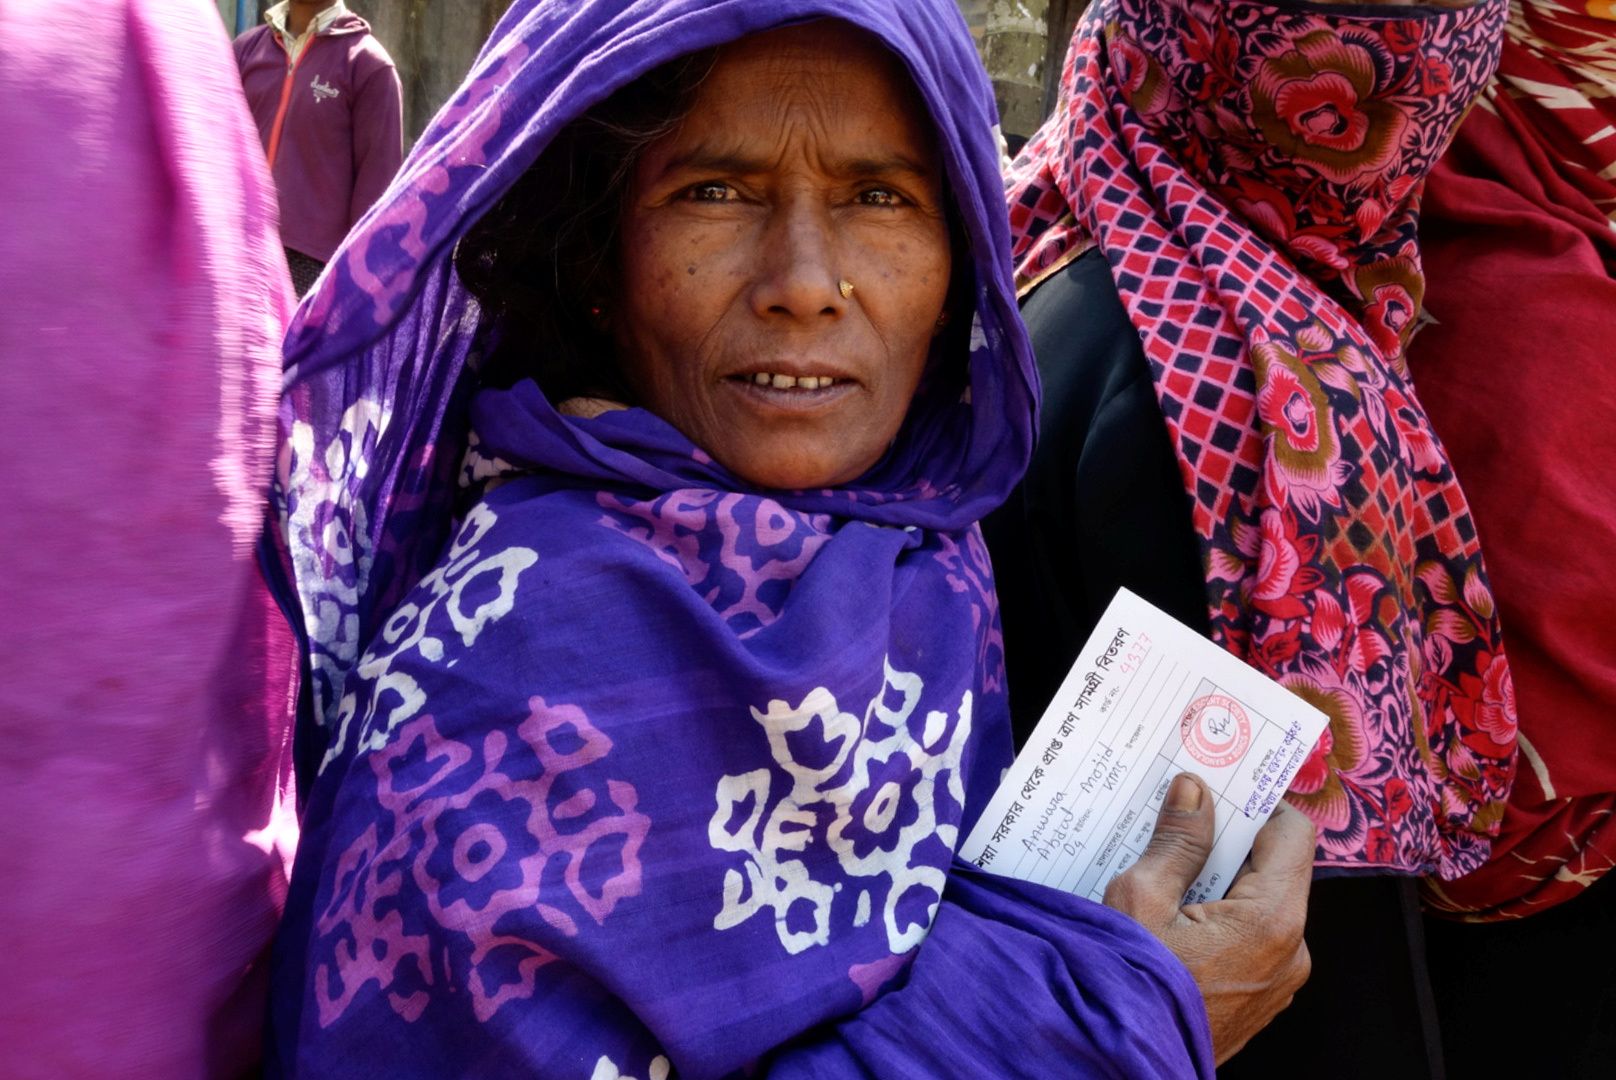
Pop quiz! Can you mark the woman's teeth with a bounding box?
[748,373,839,390]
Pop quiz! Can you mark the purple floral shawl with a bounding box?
[267,1,1213,1076]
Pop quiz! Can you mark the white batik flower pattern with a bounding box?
[709,660,972,956]
[282,397,391,729]
[319,501,537,774]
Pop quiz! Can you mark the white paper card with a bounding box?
[960,588,1328,905]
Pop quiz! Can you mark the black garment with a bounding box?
[1424,867,1616,1079]
[284,246,325,297]
[984,248,1208,750]
[1221,875,1445,1080]
[984,249,1443,1078]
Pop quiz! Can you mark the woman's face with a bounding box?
[613,22,952,490]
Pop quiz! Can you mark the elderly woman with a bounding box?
[266,0,1311,1075]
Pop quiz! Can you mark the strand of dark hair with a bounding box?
[455,50,717,402]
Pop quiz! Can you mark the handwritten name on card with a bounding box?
[961,588,1328,905]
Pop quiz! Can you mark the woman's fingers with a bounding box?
[1103,773,1215,930]
[1227,800,1317,909]
[1248,801,1317,875]
[1106,783,1317,1066]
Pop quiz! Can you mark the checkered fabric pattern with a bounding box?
[1005,0,1515,879]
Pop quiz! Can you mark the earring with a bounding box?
[935,310,950,330]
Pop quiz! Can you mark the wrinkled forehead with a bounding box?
[683,20,942,167]
[711,20,927,98]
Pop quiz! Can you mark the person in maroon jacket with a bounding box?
[235,1,403,295]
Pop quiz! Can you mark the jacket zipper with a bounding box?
[264,32,315,169]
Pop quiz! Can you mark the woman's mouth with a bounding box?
[723,370,858,411]
[730,372,844,391]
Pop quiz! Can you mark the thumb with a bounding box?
[1228,799,1317,907]
[1104,773,1215,929]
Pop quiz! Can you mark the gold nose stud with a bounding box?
[838,279,855,299]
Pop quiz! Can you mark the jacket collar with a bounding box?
[265,1,349,47]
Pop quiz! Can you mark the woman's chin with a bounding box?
[693,386,893,491]
[714,440,879,492]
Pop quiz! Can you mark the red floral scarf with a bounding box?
[1007,0,1515,880]
[1415,0,1616,920]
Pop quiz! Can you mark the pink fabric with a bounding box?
[0,0,297,1076]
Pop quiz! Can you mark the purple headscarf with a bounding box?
[269,1,1212,1075]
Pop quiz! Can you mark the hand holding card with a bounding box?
[1103,773,1315,1064]
[960,588,1329,904]
[959,588,1326,1063]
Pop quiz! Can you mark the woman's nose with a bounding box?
[749,197,848,322]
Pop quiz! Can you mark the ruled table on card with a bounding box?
[959,588,1328,905]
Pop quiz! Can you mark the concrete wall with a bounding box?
[359,0,515,142]
[1042,0,1084,117]
[980,0,1050,141]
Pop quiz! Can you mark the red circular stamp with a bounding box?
[1180,694,1252,769]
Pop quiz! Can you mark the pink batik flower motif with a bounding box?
[931,526,1007,694]
[313,821,436,1028]
[713,494,833,634]
[597,489,718,587]
[314,699,649,1027]
[311,39,536,331]
[598,490,832,636]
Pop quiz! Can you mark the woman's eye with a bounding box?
[857,187,904,207]
[683,182,734,203]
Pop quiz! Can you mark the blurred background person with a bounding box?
[1414,2,1616,1076]
[989,0,1517,1075]
[235,1,403,296]
[0,0,298,1076]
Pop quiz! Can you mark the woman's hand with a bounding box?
[1103,773,1315,1065]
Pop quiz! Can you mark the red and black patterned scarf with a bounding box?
[1007,0,1515,880]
